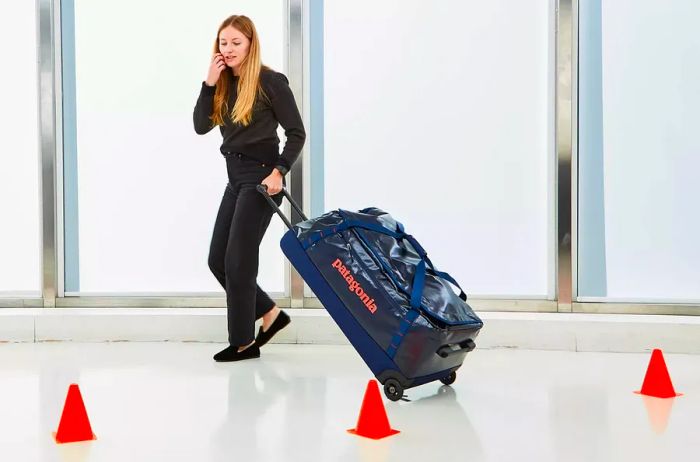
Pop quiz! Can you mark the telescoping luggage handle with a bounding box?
[256,185,308,230]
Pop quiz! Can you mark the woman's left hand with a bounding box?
[261,169,284,196]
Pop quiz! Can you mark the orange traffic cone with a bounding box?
[347,380,400,440]
[53,384,97,444]
[635,349,682,398]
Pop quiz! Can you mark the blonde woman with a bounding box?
[194,15,305,362]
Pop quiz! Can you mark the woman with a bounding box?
[193,15,305,362]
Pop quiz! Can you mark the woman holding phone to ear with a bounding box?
[193,15,305,362]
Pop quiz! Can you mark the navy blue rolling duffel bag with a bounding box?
[258,185,483,401]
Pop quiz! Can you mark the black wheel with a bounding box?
[383,378,404,402]
[440,371,457,386]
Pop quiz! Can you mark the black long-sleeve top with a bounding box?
[193,69,305,173]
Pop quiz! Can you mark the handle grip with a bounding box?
[256,184,308,231]
[437,339,476,358]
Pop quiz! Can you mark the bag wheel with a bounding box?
[383,378,404,402]
[440,371,457,386]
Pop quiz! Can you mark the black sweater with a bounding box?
[193,69,306,173]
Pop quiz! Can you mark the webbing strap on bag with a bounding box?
[305,210,468,304]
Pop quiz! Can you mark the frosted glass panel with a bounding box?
[578,0,700,302]
[0,1,41,296]
[323,0,555,298]
[70,0,287,293]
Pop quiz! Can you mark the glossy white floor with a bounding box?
[1,343,698,462]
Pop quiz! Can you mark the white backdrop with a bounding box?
[323,0,555,298]
[0,1,41,296]
[72,0,287,294]
[579,0,700,302]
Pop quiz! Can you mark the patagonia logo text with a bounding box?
[331,258,377,314]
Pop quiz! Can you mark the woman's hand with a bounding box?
[261,169,284,196]
[205,53,226,87]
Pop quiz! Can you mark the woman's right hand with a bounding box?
[205,53,226,87]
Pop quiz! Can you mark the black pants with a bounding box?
[208,152,284,346]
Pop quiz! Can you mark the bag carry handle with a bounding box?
[437,339,476,358]
[410,252,467,311]
[256,185,308,231]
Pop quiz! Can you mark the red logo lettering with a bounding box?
[331,258,378,314]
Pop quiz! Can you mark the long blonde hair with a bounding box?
[211,15,268,127]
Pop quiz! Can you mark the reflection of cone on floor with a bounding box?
[56,440,93,462]
[635,349,682,398]
[641,395,675,434]
[348,380,400,440]
[53,384,97,444]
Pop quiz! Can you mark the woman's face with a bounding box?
[218,26,250,70]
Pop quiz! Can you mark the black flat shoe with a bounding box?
[213,344,260,362]
[255,310,291,348]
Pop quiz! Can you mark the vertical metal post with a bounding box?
[38,0,59,307]
[288,0,306,307]
[557,0,574,311]
[570,0,579,303]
